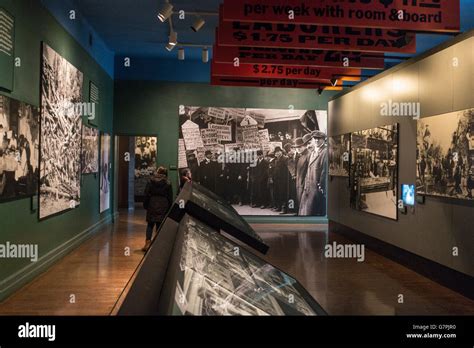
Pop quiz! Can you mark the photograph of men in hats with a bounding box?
[178,107,327,216]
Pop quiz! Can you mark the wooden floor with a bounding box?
[0,211,473,315]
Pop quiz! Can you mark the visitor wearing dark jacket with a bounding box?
[142,166,173,252]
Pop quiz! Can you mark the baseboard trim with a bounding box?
[329,220,474,301]
[0,214,115,302]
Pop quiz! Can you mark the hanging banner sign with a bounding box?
[216,22,416,53]
[222,0,460,33]
[213,45,385,70]
[211,76,343,90]
[212,61,361,81]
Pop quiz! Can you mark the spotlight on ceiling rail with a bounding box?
[202,47,209,63]
[191,17,206,32]
[157,2,174,22]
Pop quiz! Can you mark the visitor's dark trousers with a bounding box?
[146,221,160,241]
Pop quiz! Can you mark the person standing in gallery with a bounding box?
[293,137,308,207]
[299,131,327,216]
[179,168,192,191]
[142,166,173,252]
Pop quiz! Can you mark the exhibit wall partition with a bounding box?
[0,0,114,301]
[327,30,474,277]
[114,81,338,221]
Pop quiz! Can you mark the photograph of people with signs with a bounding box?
[134,136,157,201]
[350,124,398,220]
[416,108,474,201]
[178,106,327,216]
[0,95,40,202]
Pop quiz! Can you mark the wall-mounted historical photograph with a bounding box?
[81,125,99,174]
[178,107,328,217]
[134,136,157,201]
[0,95,40,202]
[350,124,398,220]
[329,134,350,177]
[39,43,83,219]
[416,108,474,201]
[100,132,111,213]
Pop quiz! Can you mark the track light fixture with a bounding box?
[202,47,209,63]
[165,43,175,51]
[330,78,338,87]
[178,47,185,60]
[317,87,323,96]
[168,30,178,47]
[191,17,206,32]
[157,2,174,22]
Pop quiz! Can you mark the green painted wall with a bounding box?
[0,0,114,298]
[114,80,337,222]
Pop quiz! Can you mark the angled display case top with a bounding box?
[170,182,269,254]
[171,214,325,316]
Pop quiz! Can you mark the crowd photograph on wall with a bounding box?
[178,107,328,216]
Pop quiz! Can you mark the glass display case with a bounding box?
[170,182,269,254]
[169,214,324,316]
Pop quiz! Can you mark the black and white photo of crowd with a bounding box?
[329,134,350,177]
[178,107,328,216]
[100,133,111,213]
[174,215,316,316]
[0,95,39,202]
[81,125,99,174]
[350,124,398,220]
[39,43,83,219]
[417,108,474,200]
[135,136,157,201]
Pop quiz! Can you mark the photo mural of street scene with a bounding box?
[81,125,99,174]
[329,134,350,177]
[134,136,157,201]
[350,124,398,220]
[417,108,474,201]
[0,95,40,202]
[178,107,328,216]
[39,43,83,219]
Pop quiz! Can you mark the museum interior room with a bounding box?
[0,0,473,329]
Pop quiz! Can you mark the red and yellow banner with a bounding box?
[213,45,385,70]
[212,61,361,81]
[222,0,460,33]
[217,21,416,53]
[211,76,344,90]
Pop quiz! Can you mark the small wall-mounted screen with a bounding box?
[402,184,415,206]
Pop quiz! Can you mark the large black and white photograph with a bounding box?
[329,134,350,177]
[178,107,328,217]
[350,124,398,220]
[174,215,316,316]
[134,136,157,201]
[100,132,111,213]
[81,125,99,174]
[39,43,83,219]
[0,95,40,202]
[416,108,474,200]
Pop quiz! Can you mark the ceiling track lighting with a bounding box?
[202,47,209,63]
[330,78,338,87]
[168,30,178,46]
[317,88,324,96]
[178,47,185,60]
[157,2,174,22]
[191,16,206,32]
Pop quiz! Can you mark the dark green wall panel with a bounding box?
[0,0,114,292]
